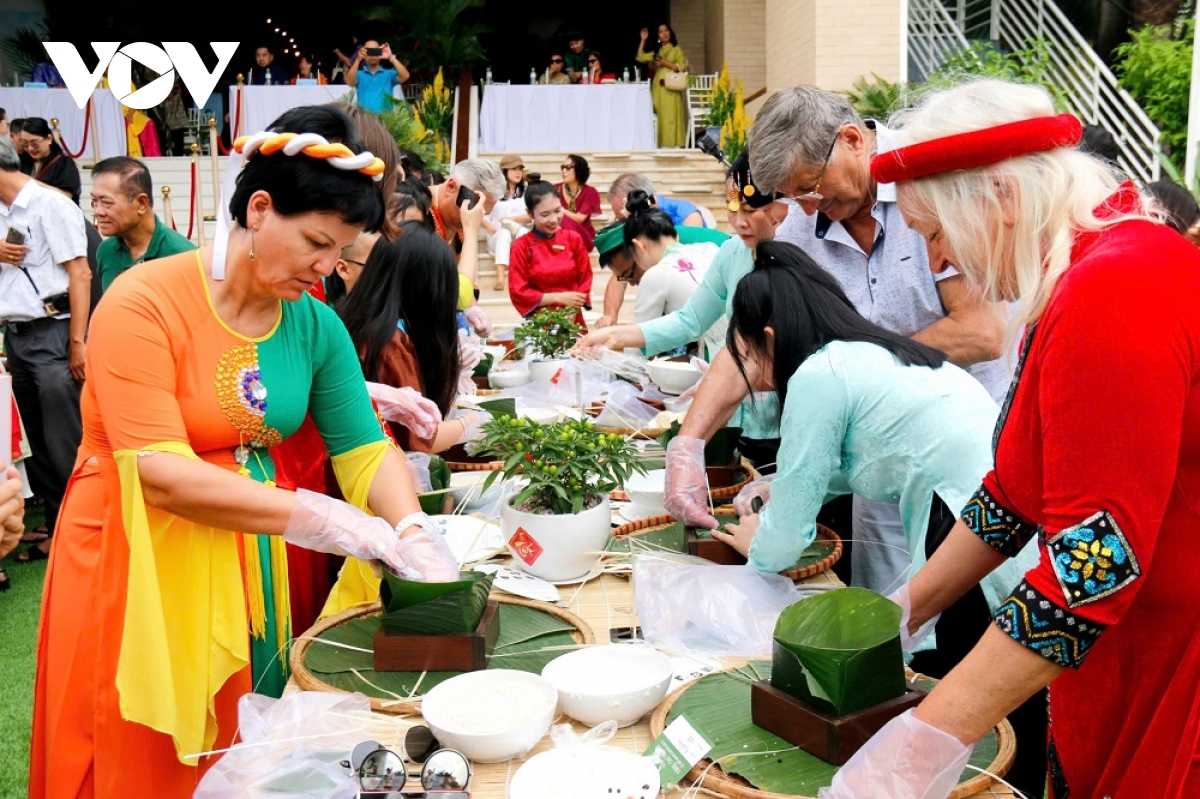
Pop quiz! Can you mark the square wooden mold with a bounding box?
[685,528,747,566]
[373,600,501,673]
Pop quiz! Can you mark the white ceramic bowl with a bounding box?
[489,367,531,389]
[623,469,666,515]
[447,471,505,511]
[482,344,509,364]
[519,406,562,425]
[420,670,558,763]
[540,644,674,728]
[646,359,704,395]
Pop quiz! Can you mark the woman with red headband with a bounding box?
[822,79,1200,799]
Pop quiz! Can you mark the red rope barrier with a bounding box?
[58,98,91,159]
[214,85,241,155]
[187,159,197,241]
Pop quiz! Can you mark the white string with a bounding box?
[961,763,1032,799]
[295,635,374,654]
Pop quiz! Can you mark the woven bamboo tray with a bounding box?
[649,669,1016,799]
[607,506,842,581]
[291,595,595,715]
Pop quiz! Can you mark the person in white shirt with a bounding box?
[0,134,89,561]
[482,155,532,291]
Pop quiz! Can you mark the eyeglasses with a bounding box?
[340,257,367,268]
[18,136,46,152]
[587,59,598,64]
[560,164,574,171]
[343,728,471,796]
[776,128,841,203]
[550,58,564,63]
[614,263,638,282]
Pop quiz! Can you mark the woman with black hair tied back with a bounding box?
[508,180,594,327]
[621,189,724,357]
[28,104,461,798]
[715,240,1035,668]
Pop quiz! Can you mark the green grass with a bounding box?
[0,503,47,799]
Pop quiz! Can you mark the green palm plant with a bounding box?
[842,73,907,121]
[376,97,446,171]
[358,0,489,82]
[2,26,49,83]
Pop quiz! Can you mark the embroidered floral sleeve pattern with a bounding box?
[1045,510,1141,608]
[994,579,1106,668]
[959,484,1039,557]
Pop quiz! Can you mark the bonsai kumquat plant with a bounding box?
[514,307,584,361]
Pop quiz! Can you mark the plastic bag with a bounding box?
[549,719,618,749]
[582,347,651,385]
[633,552,814,657]
[594,382,660,430]
[193,691,375,799]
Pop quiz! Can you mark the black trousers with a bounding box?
[910,495,1048,799]
[5,319,83,533]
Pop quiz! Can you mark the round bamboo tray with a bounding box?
[291,595,595,715]
[649,671,1016,799]
[610,461,757,502]
[608,506,842,582]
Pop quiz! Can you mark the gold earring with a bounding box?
[249,227,258,261]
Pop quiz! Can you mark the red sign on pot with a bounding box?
[509,527,544,565]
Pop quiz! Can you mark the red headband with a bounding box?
[870,113,1083,184]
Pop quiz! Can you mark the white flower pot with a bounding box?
[502,494,611,582]
[529,358,568,384]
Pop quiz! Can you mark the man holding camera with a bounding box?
[347,40,411,114]
[0,135,89,561]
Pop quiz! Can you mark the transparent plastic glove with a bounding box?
[674,357,711,402]
[818,709,973,799]
[457,329,484,372]
[366,382,441,442]
[462,304,493,338]
[396,526,460,582]
[889,583,941,653]
[284,489,415,578]
[448,409,493,446]
[406,452,433,493]
[664,435,718,529]
[733,474,776,516]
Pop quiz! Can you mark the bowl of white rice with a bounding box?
[419,669,558,763]
[540,644,673,728]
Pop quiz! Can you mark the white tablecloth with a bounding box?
[479,84,655,152]
[0,87,127,159]
[230,85,404,136]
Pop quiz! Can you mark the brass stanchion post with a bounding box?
[208,118,221,220]
[161,186,175,233]
[191,143,206,247]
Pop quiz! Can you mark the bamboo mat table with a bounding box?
[307,564,1015,798]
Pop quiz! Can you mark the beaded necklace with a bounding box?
[562,182,580,213]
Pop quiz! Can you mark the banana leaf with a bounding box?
[379,571,495,634]
[429,455,451,490]
[473,352,494,377]
[771,587,905,716]
[417,456,455,514]
[477,397,517,418]
[656,422,742,465]
[303,603,580,698]
[668,664,1001,794]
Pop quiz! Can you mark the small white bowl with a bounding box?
[519,406,562,425]
[646,359,704,395]
[540,644,674,728]
[482,344,509,364]
[489,368,531,389]
[420,669,558,763]
[624,469,666,515]
[447,471,506,511]
[663,395,692,414]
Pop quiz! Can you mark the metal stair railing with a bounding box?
[908,0,974,82]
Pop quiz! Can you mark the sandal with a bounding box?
[17,544,50,563]
[0,567,8,592]
[21,526,50,543]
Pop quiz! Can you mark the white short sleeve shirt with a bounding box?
[0,179,87,322]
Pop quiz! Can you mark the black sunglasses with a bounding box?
[344,728,471,796]
[550,58,564,63]
[587,59,598,63]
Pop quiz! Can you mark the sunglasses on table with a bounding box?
[344,726,472,797]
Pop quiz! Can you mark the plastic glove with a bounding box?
[406,452,433,493]
[284,489,415,579]
[366,382,442,442]
[889,583,941,653]
[457,329,484,372]
[447,409,493,446]
[664,435,718,529]
[462,305,493,338]
[674,357,711,402]
[818,710,973,799]
[732,474,776,516]
[396,525,460,582]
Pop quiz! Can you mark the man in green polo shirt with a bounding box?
[91,156,195,292]
[593,220,728,327]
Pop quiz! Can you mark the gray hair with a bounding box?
[607,172,656,203]
[450,158,505,202]
[0,135,19,172]
[748,86,860,195]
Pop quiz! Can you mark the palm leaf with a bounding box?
[303,604,580,698]
[668,665,1001,794]
[379,570,494,634]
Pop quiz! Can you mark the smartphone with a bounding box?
[455,184,480,210]
[365,47,383,57]
[751,496,763,514]
[5,228,25,245]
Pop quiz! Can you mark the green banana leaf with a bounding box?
[429,455,451,490]
[477,397,517,419]
[379,571,495,634]
[668,664,1001,794]
[473,352,494,377]
[417,456,455,514]
[771,587,905,716]
[303,603,580,698]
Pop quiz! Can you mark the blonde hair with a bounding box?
[888,78,1156,350]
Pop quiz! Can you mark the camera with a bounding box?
[697,130,728,166]
[365,47,383,57]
